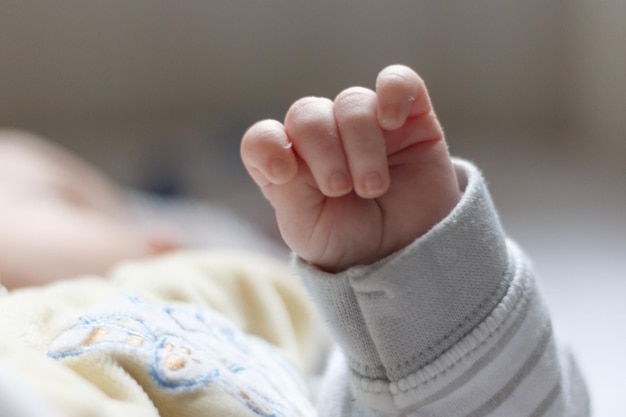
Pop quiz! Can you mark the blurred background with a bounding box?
[1,1,624,415]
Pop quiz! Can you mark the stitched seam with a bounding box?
[346,276,510,378]
[396,252,533,392]
[392,275,510,374]
[355,278,532,394]
[352,244,532,394]
[349,359,387,378]
[348,261,514,378]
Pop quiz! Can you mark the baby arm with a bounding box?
[241,65,589,416]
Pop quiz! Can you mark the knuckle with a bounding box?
[377,66,424,92]
[285,97,334,139]
[380,71,411,88]
[335,87,375,107]
[334,88,376,124]
[289,96,329,112]
[382,64,422,81]
[246,120,284,144]
[241,120,288,162]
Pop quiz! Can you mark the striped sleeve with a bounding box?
[297,159,590,417]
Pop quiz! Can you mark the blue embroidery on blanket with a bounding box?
[48,296,311,417]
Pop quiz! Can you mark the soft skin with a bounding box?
[241,65,460,272]
[0,130,179,288]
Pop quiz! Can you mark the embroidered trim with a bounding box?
[48,295,314,417]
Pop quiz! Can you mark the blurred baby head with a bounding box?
[0,130,180,289]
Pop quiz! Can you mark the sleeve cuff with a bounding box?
[295,158,512,381]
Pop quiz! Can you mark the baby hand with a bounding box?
[241,65,459,272]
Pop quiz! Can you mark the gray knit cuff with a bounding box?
[296,159,511,381]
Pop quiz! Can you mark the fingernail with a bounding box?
[381,105,405,131]
[329,171,351,195]
[269,158,291,182]
[363,172,386,197]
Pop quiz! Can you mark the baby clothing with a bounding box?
[0,252,323,417]
[300,159,590,416]
[0,160,590,416]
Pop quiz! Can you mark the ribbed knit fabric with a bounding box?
[297,159,590,416]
